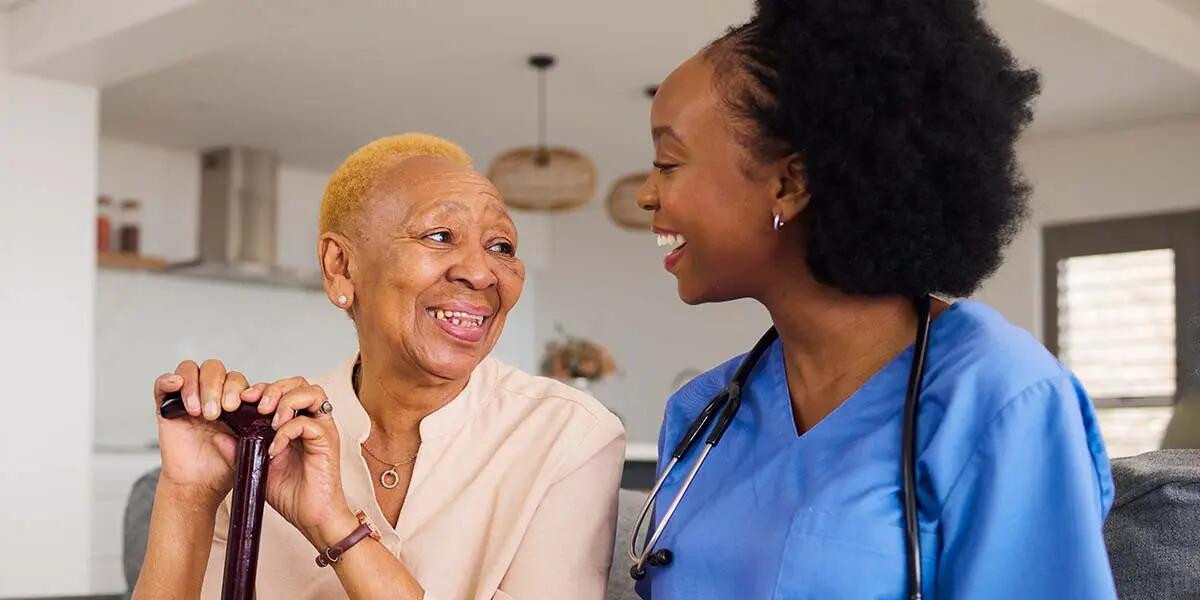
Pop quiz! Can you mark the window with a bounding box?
[1057,249,1176,403]
[1044,211,1200,459]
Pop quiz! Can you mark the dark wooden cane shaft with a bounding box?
[222,432,273,600]
[160,391,285,600]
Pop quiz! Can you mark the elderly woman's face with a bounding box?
[639,54,785,305]
[353,157,524,380]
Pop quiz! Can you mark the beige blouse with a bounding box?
[200,355,626,600]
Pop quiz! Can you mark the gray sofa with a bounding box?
[1103,449,1200,598]
[125,450,1199,599]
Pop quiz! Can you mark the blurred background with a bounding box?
[1,0,1198,597]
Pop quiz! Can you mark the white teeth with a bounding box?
[655,233,687,251]
[427,308,485,328]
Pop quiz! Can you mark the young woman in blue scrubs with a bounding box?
[633,1,1117,598]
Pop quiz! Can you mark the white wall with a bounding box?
[977,117,1200,337]
[0,14,99,594]
[276,165,329,272]
[97,137,199,263]
[94,271,359,447]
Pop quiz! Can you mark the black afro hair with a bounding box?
[707,0,1040,298]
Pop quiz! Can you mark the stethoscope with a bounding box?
[629,295,934,600]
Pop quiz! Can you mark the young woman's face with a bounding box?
[638,54,788,305]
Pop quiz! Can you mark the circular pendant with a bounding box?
[380,467,400,489]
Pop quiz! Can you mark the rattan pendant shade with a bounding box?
[605,86,658,229]
[489,54,596,211]
[490,147,596,210]
[606,171,652,230]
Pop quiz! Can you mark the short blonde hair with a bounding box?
[319,133,472,233]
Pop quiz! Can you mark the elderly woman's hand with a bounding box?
[152,359,251,504]
[151,360,310,506]
[242,378,357,549]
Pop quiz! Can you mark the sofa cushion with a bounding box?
[1104,449,1200,599]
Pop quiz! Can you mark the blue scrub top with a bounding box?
[636,301,1117,599]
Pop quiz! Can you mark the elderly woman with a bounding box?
[133,134,625,600]
[631,1,1115,599]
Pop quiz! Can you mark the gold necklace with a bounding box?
[352,357,420,490]
[360,442,417,490]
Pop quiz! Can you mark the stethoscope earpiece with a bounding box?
[649,549,673,567]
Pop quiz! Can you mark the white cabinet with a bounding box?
[92,450,161,595]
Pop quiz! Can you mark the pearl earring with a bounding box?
[337,295,348,305]
[773,213,785,231]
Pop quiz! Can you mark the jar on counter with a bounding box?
[117,198,141,254]
[97,195,113,253]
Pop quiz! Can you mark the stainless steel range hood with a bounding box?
[167,147,322,290]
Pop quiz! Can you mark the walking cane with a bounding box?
[159,390,279,600]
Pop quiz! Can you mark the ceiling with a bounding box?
[91,0,1200,172]
[1163,0,1200,20]
[984,0,1200,135]
[0,0,31,13]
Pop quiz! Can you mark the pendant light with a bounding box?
[488,54,596,211]
[606,85,658,230]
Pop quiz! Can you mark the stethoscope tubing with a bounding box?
[630,296,933,600]
[627,330,774,576]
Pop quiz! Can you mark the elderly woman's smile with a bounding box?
[425,304,491,338]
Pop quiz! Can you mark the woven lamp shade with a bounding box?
[488,147,597,211]
[606,171,652,230]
